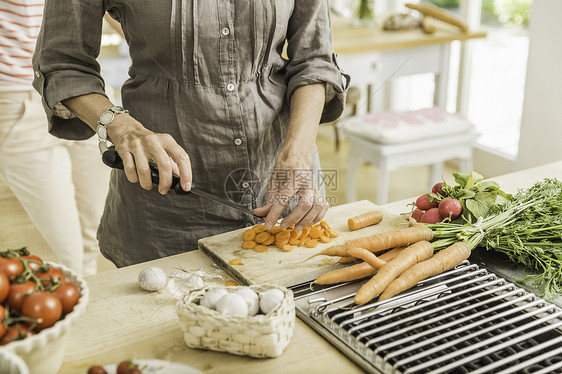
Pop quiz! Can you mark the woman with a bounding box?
[33,1,348,267]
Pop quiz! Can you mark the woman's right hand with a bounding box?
[107,114,192,195]
[61,93,192,195]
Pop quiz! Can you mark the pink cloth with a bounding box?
[345,107,475,144]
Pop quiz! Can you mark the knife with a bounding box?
[101,149,262,219]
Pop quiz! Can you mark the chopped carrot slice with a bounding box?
[254,245,269,252]
[309,227,323,239]
[255,231,271,244]
[320,235,332,243]
[305,239,318,248]
[241,240,257,249]
[243,229,256,241]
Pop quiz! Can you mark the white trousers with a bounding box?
[0,90,110,276]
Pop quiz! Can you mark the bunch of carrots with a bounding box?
[310,222,471,305]
[241,221,338,253]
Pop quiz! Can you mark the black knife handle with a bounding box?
[102,149,189,195]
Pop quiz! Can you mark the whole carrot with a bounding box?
[378,241,471,301]
[305,224,433,261]
[347,211,383,231]
[346,248,386,269]
[343,224,433,253]
[337,256,357,264]
[354,240,434,305]
[313,247,404,285]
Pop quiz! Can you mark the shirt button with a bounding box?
[242,182,250,189]
[226,83,235,91]
[234,138,242,146]
[245,222,253,227]
[34,70,41,78]
[221,27,230,36]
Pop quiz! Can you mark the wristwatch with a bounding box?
[96,105,128,154]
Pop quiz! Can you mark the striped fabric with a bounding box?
[0,0,44,91]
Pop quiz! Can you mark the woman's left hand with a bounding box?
[253,160,329,232]
[254,82,328,230]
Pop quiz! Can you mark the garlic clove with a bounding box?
[200,287,228,310]
[259,288,285,314]
[138,266,168,291]
[234,287,260,316]
[216,293,249,317]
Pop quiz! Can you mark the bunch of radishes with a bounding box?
[411,182,463,224]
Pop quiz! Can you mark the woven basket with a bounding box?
[176,284,295,358]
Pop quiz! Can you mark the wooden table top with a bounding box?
[59,250,363,373]
[3,160,560,372]
[331,17,487,54]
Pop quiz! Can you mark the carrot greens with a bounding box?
[428,178,562,299]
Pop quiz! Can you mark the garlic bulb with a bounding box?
[138,266,168,291]
[200,287,228,310]
[235,288,260,316]
[216,293,248,317]
[259,289,285,314]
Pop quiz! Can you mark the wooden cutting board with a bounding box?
[198,200,410,287]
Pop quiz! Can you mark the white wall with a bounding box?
[475,0,562,175]
[515,0,562,170]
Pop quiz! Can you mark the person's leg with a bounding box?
[0,91,84,274]
[68,137,110,276]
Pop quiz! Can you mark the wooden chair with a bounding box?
[344,107,478,205]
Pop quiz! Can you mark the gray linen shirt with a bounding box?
[32,0,349,267]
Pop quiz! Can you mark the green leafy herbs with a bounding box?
[428,178,562,299]
[435,171,512,222]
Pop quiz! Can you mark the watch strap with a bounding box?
[97,106,128,154]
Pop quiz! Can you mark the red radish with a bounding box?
[415,194,438,210]
[432,182,445,196]
[411,209,424,222]
[421,208,442,223]
[438,198,463,220]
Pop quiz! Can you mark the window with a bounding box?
[459,0,531,159]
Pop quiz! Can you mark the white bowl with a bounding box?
[3,262,89,374]
[0,350,30,374]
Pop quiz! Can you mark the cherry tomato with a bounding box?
[0,257,24,279]
[0,305,6,338]
[0,271,9,303]
[21,291,62,330]
[54,281,80,314]
[21,254,43,271]
[87,366,108,374]
[6,281,37,313]
[0,323,33,345]
[34,265,65,287]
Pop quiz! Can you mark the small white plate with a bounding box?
[103,359,203,374]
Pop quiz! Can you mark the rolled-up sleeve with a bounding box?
[32,1,107,140]
[285,0,350,124]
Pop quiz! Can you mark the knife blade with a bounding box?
[101,149,262,219]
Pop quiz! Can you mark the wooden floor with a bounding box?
[0,129,457,275]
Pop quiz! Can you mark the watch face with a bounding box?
[100,111,115,125]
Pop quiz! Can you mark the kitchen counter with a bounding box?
[58,159,562,372]
[59,250,363,373]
